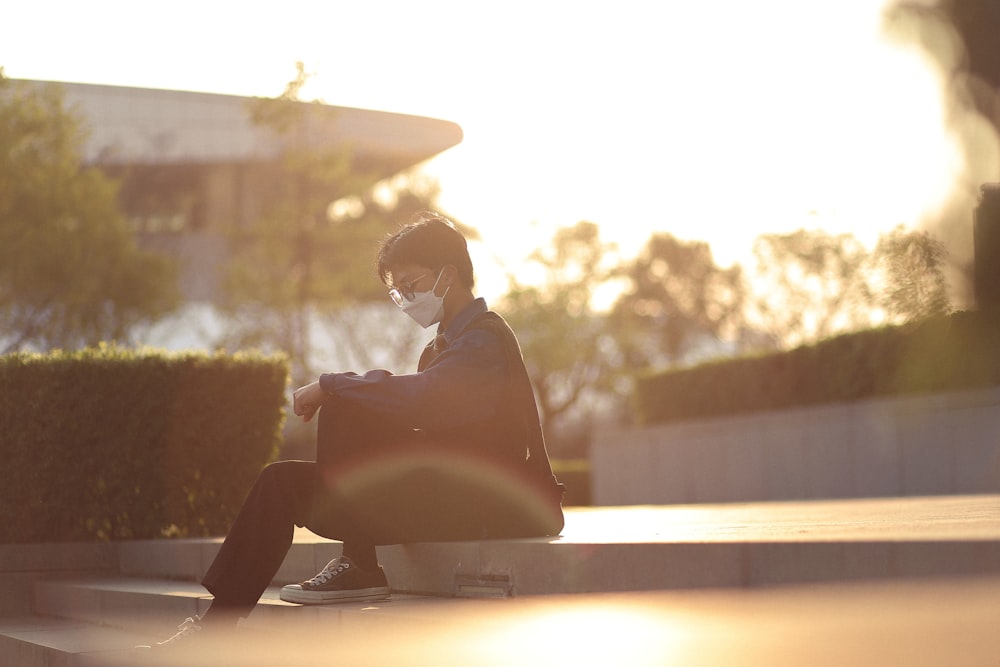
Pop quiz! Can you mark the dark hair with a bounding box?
[376,211,475,288]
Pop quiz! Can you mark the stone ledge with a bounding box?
[7,496,1000,598]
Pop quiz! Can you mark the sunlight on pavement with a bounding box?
[105,576,1000,667]
[489,602,694,665]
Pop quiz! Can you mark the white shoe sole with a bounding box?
[279,585,391,605]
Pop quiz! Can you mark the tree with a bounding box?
[743,227,951,351]
[886,0,1000,139]
[744,229,873,350]
[870,225,951,322]
[0,71,179,352]
[497,222,621,452]
[883,0,1000,306]
[609,233,746,367]
[218,64,448,381]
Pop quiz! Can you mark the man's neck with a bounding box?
[439,290,476,330]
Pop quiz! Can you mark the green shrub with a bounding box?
[634,311,1000,426]
[0,345,288,543]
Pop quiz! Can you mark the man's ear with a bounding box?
[441,264,459,290]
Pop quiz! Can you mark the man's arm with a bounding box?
[303,328,507,429]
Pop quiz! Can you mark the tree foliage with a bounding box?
[218,64,447,380]
[610,233,746,366]
[745,229,873,349]
[0,71,179,352]
[744,227,952,350]
[870,225,950,322]
[497,222,620,442]
[497,220,953,446]
[886,0,1000,136]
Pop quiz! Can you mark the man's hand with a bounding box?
[292,381,325,423]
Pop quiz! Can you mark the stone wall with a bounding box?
[591,387,1000,505]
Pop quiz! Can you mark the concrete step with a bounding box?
[4,495,1000,666]
[3,576,464,666]
[33,577,213,634]
[0,615,146,667]
[5,575,1000,666]
[3,577,485,666]
[29,574,457,630]
[0,542,116,617]
[115,495,1000,595]
[0,615,160,667]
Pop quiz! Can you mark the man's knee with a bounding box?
[248,460,317,521]
[256,460,315,493]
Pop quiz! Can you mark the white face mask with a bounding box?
[400,269,449,328]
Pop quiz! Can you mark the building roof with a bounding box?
[20,79,463,177]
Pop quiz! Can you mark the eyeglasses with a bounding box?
[388,273,428,306]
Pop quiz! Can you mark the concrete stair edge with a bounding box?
[0,614,160,667]
[108,534,1000,597]
[6,493,1000,667]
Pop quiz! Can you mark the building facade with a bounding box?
[24,79,463,301]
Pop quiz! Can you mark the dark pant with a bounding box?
[200,395,555,616]
[200,394,416,614]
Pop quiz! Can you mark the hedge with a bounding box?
[0,345,288,543]
[634,310,1000,426]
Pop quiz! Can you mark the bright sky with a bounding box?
[4,0,998,301]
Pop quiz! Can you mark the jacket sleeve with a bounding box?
[318,327,508,430]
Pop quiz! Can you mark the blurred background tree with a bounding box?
[744,229,874,350]
[884,0,1000,304]
[218,64,452,382]
[869,225,951,323]
[0,71,179,353]
[608,233,746,366]
[498,220,953,451]
[886,0,1000,139]
[497,222,620,455]
[743,227,952,351]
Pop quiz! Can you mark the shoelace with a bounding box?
[307,559,350,586]
[159,616,202,645]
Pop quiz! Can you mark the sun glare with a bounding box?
[4,0,995,301]
[490,602,694,666]
[421,0,993,293]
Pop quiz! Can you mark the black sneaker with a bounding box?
[279,556,390,604]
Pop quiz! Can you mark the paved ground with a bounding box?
[283,494,1000,545]
[547,494,1000,543]
[106,575,1000,666]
